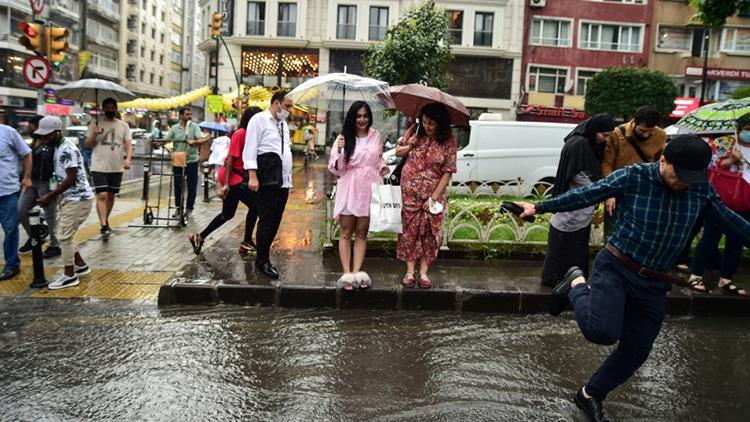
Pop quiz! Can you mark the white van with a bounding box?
[383,117,576,196]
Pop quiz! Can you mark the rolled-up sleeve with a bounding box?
[328,144,347,177]
[243,117,261,170]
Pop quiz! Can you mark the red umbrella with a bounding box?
[385,84,470,126]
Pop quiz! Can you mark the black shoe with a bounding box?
[19,239,33,254]
[550,266,584,316]
[257,261,279,279]
[185,209,193,219]
[100,225,112,240]
[574,388,610,422]
[0,267,20,281]
[43,246,61,259]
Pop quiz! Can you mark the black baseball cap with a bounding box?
[663,134,712,184]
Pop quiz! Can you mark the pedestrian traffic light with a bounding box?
[211,12,224,39]
[18,22,42,53]
[44,26,69,69]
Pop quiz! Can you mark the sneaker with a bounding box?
[100,225,112,239]
[239,241,257,255]
[74,264,91,276]
[185,209,193,219]
[172,208,183,218]
[48,273,80,290]
[19,239,33,255]
[43,246,61,259]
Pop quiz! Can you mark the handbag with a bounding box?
[388,124,418,185]
[257,152,283,186]
[708,166,750,212]
[171,151,187,168]
[369,182,403,233]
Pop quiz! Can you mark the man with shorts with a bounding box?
[85,98,132,239]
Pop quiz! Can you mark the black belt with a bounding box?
[605,243,687,287]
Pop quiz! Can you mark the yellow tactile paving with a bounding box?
[75,204,148,243]
[28,269,173,300]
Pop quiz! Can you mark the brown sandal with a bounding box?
[688,276,708,293]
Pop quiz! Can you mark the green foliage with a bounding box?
[364,0,453,90]
[584,68,678,121]
[731,85,750,99]
[690,0,750,28]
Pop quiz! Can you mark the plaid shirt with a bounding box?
[536,163,750,271]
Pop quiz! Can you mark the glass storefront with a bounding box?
[447,56,513,99]
[240,47,318,89]
[0,49,33,91]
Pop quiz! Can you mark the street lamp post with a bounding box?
[699,28,710,105]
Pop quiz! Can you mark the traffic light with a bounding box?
[18,22,42,53]
[211,13,224,39]
[44,26,69,69]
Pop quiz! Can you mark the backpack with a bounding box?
[31,142,55,181]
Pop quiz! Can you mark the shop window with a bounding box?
[575,70,599,96]
[447,56,513,99]
[474,12,493,47]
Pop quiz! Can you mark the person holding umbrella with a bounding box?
[329,101,390,290]
[396,103,457,288]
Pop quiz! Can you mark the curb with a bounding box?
[157,281,750,316]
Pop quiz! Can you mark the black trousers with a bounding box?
[174,162,198,211]
[541,224,592,287]
[255,186,289,264]
[200,184,258,242]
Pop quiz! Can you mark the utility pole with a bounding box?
[699,28,710,105]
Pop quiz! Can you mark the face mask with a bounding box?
[278,107,290,121]
[105,110,116,119]
[740,131,750,143]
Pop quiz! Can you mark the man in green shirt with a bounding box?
[166,108,209,218]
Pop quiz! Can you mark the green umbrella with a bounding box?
[675,98,750,135]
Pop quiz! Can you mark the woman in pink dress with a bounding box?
[396,103,457,288]
[329,101,389,290]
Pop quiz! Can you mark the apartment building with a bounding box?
[199,0,524,122]
[121,0,172,98]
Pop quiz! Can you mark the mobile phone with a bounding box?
[500,201,535,222]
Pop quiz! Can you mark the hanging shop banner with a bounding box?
[206,95,224,113]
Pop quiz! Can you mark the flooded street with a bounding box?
[1,298,749,421]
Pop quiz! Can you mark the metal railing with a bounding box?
[324,180,605,249]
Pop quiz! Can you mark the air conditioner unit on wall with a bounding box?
[530,0,547,8]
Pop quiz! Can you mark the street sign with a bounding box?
[23,56,50,88]
[30,0,44,14]
[206,95,224,113]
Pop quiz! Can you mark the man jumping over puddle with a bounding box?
[515,135,750,421]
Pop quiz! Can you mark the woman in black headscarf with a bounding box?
[540,113,616,287]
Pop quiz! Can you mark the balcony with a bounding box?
[50,0,80,22]
[89,0,120,23]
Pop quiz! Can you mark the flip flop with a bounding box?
[188,234,202,256]
[720,281,748,297]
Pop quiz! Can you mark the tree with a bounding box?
[690,0,750,28]
[731,85,750,100]
[584,68,678,121]
[364,0,452,90]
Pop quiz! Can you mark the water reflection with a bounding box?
[1,299,749,421]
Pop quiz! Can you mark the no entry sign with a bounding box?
[23,56,51,88]
[30,0,44,14]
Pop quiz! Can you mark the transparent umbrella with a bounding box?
[287,73,394,120]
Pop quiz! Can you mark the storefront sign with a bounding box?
[45,104,72,115]
[522,105,587,120]
[685,66,750,81]
[0,95,27,107]
[670,97,701,118]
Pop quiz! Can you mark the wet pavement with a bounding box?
[1,298,749,421]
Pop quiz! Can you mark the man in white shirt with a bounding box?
[242,92,294,279]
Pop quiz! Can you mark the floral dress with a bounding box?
[396,127,457,263]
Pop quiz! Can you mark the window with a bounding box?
[160,33,165,43]
[369,6,388,41]
[247,1,266,35]
[160,54,164,65]
[150,50,155,61]
[575,70,598,95]
[141,22,146,34]
[602,0,644,3]
[337,5,356,40]
[721,27,750,53]
[150,73,154,84]
[580,22,642,52]
[278,3,297,37]
[528,66,567,94]
[446,10,463,45]
[162,11,165,21]
[140,70,144,82]
[152,5,156,15]
[159,75,163,86]
[151,28,155,39]
[656,26,693,51]
[531,18,571,47]
[140,46,145,57]
[474,12,493,46]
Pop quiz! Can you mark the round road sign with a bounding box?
[23,56,51,88]
[30,0,45,15]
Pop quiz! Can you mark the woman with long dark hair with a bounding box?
[396,103,457,288]
[540,113,616,289]
[329,101,389,290]
[188,107,262,255]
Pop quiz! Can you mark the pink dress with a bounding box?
[329,128,386,218]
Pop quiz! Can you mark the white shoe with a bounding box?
[354,271,371,289]
[74,264,91,276]
[48,273,80,290]
[336,273,357,291]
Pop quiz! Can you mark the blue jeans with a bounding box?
[690,211,750,279]
[0,191,21,272]
[569,248,671,401]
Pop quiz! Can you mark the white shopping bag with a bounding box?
[369,183,403,234]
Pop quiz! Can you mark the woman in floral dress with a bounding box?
[396,103,457,288]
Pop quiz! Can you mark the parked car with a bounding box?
[382,116,576,196]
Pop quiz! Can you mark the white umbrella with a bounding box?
[287,73,394,114]
[55,78,136,103]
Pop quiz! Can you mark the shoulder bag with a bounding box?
[256,121,284,187]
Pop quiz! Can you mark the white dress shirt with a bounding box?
[242,109,293,188]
